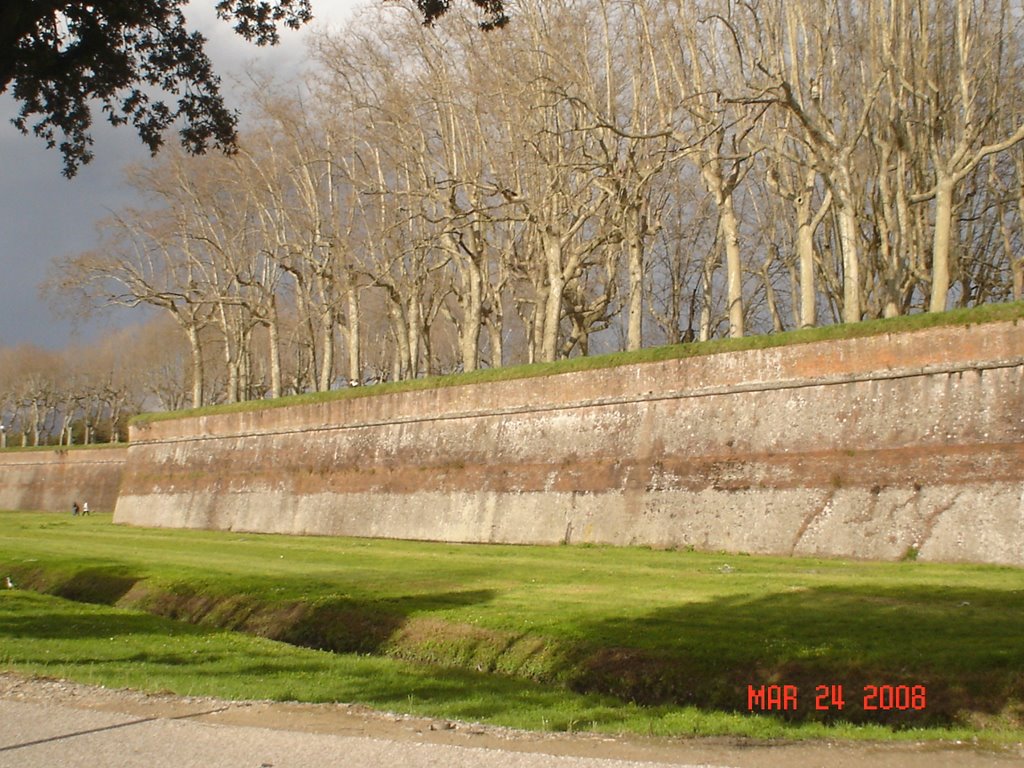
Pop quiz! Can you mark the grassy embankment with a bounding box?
[1,512,1022,745]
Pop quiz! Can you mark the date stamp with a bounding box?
[747,684,927,712]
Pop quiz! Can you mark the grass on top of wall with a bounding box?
[0,442,127,454]
[2,512,1023,745]
[131,300,1024,426]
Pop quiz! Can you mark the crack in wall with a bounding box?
[916,490,964,555]
[790,489,836,555]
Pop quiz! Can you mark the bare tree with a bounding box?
[747,0,895,323]
[891,0,1024,310]
[50,188,218,409]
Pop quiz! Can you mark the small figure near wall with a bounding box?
[72,501,80,516]
[82,501,90,516]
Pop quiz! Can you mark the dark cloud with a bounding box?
[0,96,145,349]
[0,1,361,351]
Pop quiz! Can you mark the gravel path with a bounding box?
[1,674,1020,768]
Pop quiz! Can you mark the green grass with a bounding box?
[131,300,1024,425]
[1,511,1022,745]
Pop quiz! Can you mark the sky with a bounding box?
[0,0,365,351]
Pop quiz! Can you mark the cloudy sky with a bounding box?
[0,0,365,351]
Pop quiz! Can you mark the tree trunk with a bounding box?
[266,295,282,399]
[720,195,744,338]
[873,144,902,319]
[318,309,335,392]
[239,328,252,401]
[796,169,817,328]
[459,254,483,372]
[30,401,40,446]
[345,277,361,384]
[224,327,238,405]
[1016,170,1024,301]
[187,325,204,409]
[541,233,565,362]
[487,291,504,368]
[292,280,318,391]
[700,255,715,342]
[390,300,411,380]
[624,203,645,351]
[407,294,421,379]
[836,181,862,323]
[761,252,784,333]
[929,174,956,313]
[701,160,744,338]
[528,291,545,364]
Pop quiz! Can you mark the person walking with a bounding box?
[71,501,80,516]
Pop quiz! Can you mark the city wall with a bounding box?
[0,447,128,514]
[112,321,1024,566]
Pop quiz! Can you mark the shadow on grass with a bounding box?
[51,567,140,605]
[0,591,621,731]
[275,589,497,655]
[0,604,205,641]
[7,559,501,658]
[561,583,1024,726]
[4,561,1022,729]
[9,562,142,606]
[110,574,499,659]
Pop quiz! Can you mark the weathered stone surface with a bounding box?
[0,447,127,513]
[109,319,1024,565]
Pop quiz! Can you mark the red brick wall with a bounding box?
[114,320,1024,564]
[0,447,127,513]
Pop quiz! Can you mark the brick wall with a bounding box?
[113,320,1024,564]
[0,447,128,514]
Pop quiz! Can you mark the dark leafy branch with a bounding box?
[0,1,506,178]
[413,0,508,30]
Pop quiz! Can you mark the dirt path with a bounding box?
[1,673,1020,768]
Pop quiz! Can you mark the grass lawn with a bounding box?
[1,511,1022,745]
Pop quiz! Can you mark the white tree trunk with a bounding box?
[835,170,862,324]
[541,233,565,362]
[187,325,204,409]
[929,175,956,313]
[720,196,744,338]
[625,204,645,351]
[318,310,335,392]
[267,298,282,399]
[796,168,817,328]
[459,255,483,372]
[346,278,361,384]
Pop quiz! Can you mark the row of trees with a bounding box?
[51,0,1024,409]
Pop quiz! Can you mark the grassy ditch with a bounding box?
[131,300,1024,425]
[1,511,1023,744]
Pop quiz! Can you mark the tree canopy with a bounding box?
[0,1,507,177]
[39,0,1024,408]
[414,0,508,28]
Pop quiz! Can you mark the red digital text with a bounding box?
[746,684,927,712]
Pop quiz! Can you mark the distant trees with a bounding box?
[39,0,1024,412]
[0,326,161,447]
